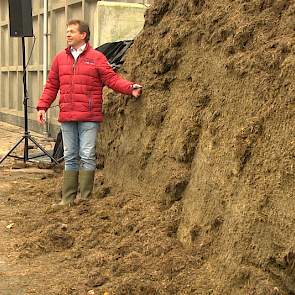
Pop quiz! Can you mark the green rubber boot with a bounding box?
[54,170,79,206]
[79,170,95,200]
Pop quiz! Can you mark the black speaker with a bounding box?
[8,0,34,37]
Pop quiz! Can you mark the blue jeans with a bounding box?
[61,122,99,171]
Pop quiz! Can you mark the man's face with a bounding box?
[66,24,86,48]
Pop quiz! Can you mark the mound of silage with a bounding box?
[97,0,295,293]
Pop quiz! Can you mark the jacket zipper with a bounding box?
[89,95,93,111]
[68,48,88,111]
[71,58,78,110]
[67,46,88,111]
[73,59,77,73]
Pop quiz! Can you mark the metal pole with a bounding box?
[43,0,49,137]
[22,37,29,162]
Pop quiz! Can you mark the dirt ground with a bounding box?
[0,122,201,295]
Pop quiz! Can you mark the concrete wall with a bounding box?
[94,2,145,47]
[0,0,148,137]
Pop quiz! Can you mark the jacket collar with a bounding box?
[65,42,91,56]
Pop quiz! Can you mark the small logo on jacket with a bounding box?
[83,58,95,65]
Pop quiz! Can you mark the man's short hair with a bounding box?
[67,19,90,42]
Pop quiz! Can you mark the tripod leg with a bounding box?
[28,136,60,165]
[0,136,25,164]
[24,136,29,162]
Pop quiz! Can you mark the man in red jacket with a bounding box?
[37,20,142,206]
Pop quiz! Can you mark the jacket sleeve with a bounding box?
[36,56,60,111]
[96,52,133,95]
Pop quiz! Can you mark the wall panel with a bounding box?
[1,72,9,108]
[9,72,18,109]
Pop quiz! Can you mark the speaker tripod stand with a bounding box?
[0,37,59,166]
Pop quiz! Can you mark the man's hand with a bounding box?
[131,84,143,98]
[37,110,46,124]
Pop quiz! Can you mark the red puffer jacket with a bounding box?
[37,43,133,122]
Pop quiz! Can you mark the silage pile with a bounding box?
[97,0,295,293]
